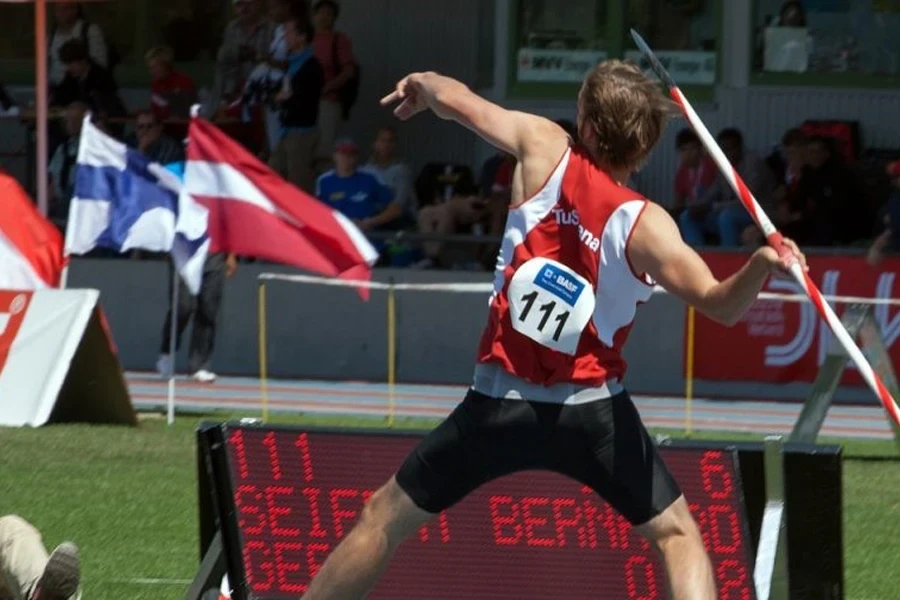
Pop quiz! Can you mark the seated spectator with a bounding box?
[316,138,400,233]
[804,135,869,245]
[472,151,515,269]
[0,80,18,116]
[146,45,197,128]
[49,2,110,89]
[771,127,815,244]
[47,102,88,232]
[698,128,776,247]
[776,1,807,28]
[868,160,900,265]
[0,514,81,600]
[479,151,514,236]
[130,110,184,164]
[51,39,126,135]
[361,126,415,229]
[414,180,485,270]
[268,9,323,194]
[673,128,717,246]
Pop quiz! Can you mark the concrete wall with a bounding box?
[68,258,875,405]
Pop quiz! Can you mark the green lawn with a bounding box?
[0,412,897,600]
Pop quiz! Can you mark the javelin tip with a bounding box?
[629,29,678,90]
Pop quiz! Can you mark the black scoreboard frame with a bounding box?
[193,421,844,600]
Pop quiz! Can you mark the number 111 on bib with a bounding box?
[507,259,595,356]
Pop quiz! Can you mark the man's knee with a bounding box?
[353,477,430,548]
[0,515,38,541]
[635,497,704,553]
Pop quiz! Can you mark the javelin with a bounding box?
[629,29,900,428]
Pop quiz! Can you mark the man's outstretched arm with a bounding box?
[380,72,565,162]
[627,202,807,326]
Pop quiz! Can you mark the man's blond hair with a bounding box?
[580,60,677,172]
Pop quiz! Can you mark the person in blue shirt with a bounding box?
[315,137,402,232]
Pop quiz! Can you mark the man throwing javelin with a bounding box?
[301,60,806,600]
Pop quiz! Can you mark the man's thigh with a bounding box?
[0,516,48,600]
[395,390,539,514]
[364,476,435,540]
[557,393,683,527]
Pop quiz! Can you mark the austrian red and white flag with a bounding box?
[183,115,379,297]
[0,170,65,289]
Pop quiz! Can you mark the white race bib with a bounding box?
[507,258,595,355]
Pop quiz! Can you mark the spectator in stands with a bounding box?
[156,248,237,384]
[699,128,776,247]
[208,0,274,119]
[49,2,109,90]
[47,103,87,233]
[0,514,81,600]
[479,151,515,237]
[269,9,323,194]
[868,160,900,265]
[470,151,515,269]
[316,138,399,233]
[51,39,127,134]
[770,127,816,244]
[146,46,197,124]
[311,0,357,170]
[0,81,18,117]
[777,1,807,27]
[131,110,184,165]
[804,136,868,245]
[239,0,306,153]
[156,162,238,385]
[413,180,484,270]
[361,126,415,228]
[673,128,717,246]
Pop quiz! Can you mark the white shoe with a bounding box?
[156,354,173,378]
[191,369,217,383]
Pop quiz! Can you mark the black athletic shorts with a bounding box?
[395,389,682,525]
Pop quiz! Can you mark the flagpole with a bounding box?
[167,265,179,426]
[60,114,91,290]
[35,0,49,217]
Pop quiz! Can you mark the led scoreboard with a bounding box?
[198,424,765,600]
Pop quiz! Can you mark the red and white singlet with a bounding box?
[474,145,654,400]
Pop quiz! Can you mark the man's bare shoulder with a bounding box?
[517,113,570,158]
[628,201,682,257]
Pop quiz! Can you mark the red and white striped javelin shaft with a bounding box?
[669,85,900,428]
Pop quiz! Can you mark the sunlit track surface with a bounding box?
[126,373,895,439]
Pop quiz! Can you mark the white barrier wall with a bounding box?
[68,258,877,405]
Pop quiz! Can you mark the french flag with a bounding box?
[184,114,379,296]
[0,170,65,290]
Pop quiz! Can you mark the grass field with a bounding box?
[1,412,898,600]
